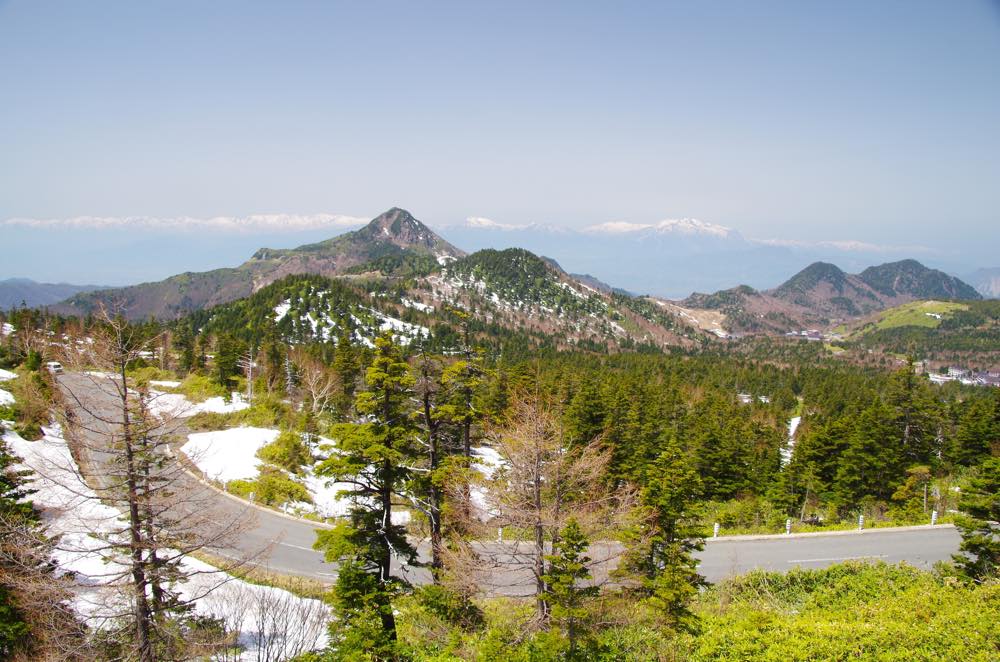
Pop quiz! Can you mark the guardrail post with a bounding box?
[931,510,938,526]
[713,522,720,538]
[858,514,864,530]
[785,518,792,535]
[498,527,503,543]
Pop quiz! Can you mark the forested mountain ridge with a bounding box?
[183,249,702,355]
[55,208,465,320]
[679,259,981,334]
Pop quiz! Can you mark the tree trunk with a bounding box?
[533,447,548,620]
[423,395,443,579]
[379,392,398,640]
[118,366,154,662]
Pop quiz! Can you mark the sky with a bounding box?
[1,1,999,283]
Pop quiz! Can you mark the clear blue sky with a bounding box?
[1,1,999,276]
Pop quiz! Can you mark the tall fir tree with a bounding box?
[542,518,599,659]
[314,333,419,655]
[953,457,1000,582]
[617,437,705,630]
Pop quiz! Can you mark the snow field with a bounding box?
[182,427,280,482]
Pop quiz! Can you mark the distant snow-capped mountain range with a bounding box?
[4,211,993,300]
[432,216,955,299]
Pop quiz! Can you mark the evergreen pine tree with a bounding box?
[617,438,705,630]
[542,518,599,659]
[954,457,1000,582]
[314,333,419,655]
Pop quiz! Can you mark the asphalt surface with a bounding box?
[58,372,963,595]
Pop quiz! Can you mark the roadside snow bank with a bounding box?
[149,379,181,388]
[146,389,250,419]
[182,427,279,482]
[5,424,328,658]
[182,427,410,523]
[470,446,505,519]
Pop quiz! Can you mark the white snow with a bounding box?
[401,297,434,313]
[181,427,412,524]
[781,415,801,465]
[182,427,279,483]
[146,389,250,419]
[274,300,292,322]
[1,322,13,336]
[5,424,328,658]
[470,446,505,519]
[0,389,14,406]
[373,310,430,344]
[0,368,17,381]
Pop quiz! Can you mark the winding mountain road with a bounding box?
[57,372,962,595]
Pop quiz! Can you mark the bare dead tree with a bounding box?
[199,579,329,662]
[237,346,258,405]
[464,394,627,621]
[0,512,93,661]
[290,348,341,415]
[43,306,265,660]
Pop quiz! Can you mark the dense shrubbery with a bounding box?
[227,467,312,506]
[375,563,1000,661]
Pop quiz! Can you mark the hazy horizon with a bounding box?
[2,1,999,286]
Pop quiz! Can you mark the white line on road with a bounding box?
[278,541,317,552]
[787,554,888,563]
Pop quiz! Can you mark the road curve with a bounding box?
[57,372,962,592]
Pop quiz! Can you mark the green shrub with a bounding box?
[176,374,227,402]
[128,366,177,388]
[227,467,311,506]
[9,372,48,441]
[257,430,313,474]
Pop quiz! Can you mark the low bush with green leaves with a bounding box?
[226,467,311,507]
[257,430,313,474]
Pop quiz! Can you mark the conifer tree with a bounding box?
[618,438,705,630]
[314,333,420,653]
[954,457,1000,582]
[833,399,902,506]
[542,518,598,659]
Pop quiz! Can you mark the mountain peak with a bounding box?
[357,208,452,251]
[859,259,981,300]
[775,261,848,295]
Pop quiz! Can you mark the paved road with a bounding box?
[58,372,962,594]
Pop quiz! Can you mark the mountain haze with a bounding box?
[0,278,103,310]
[679,259,981,333]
